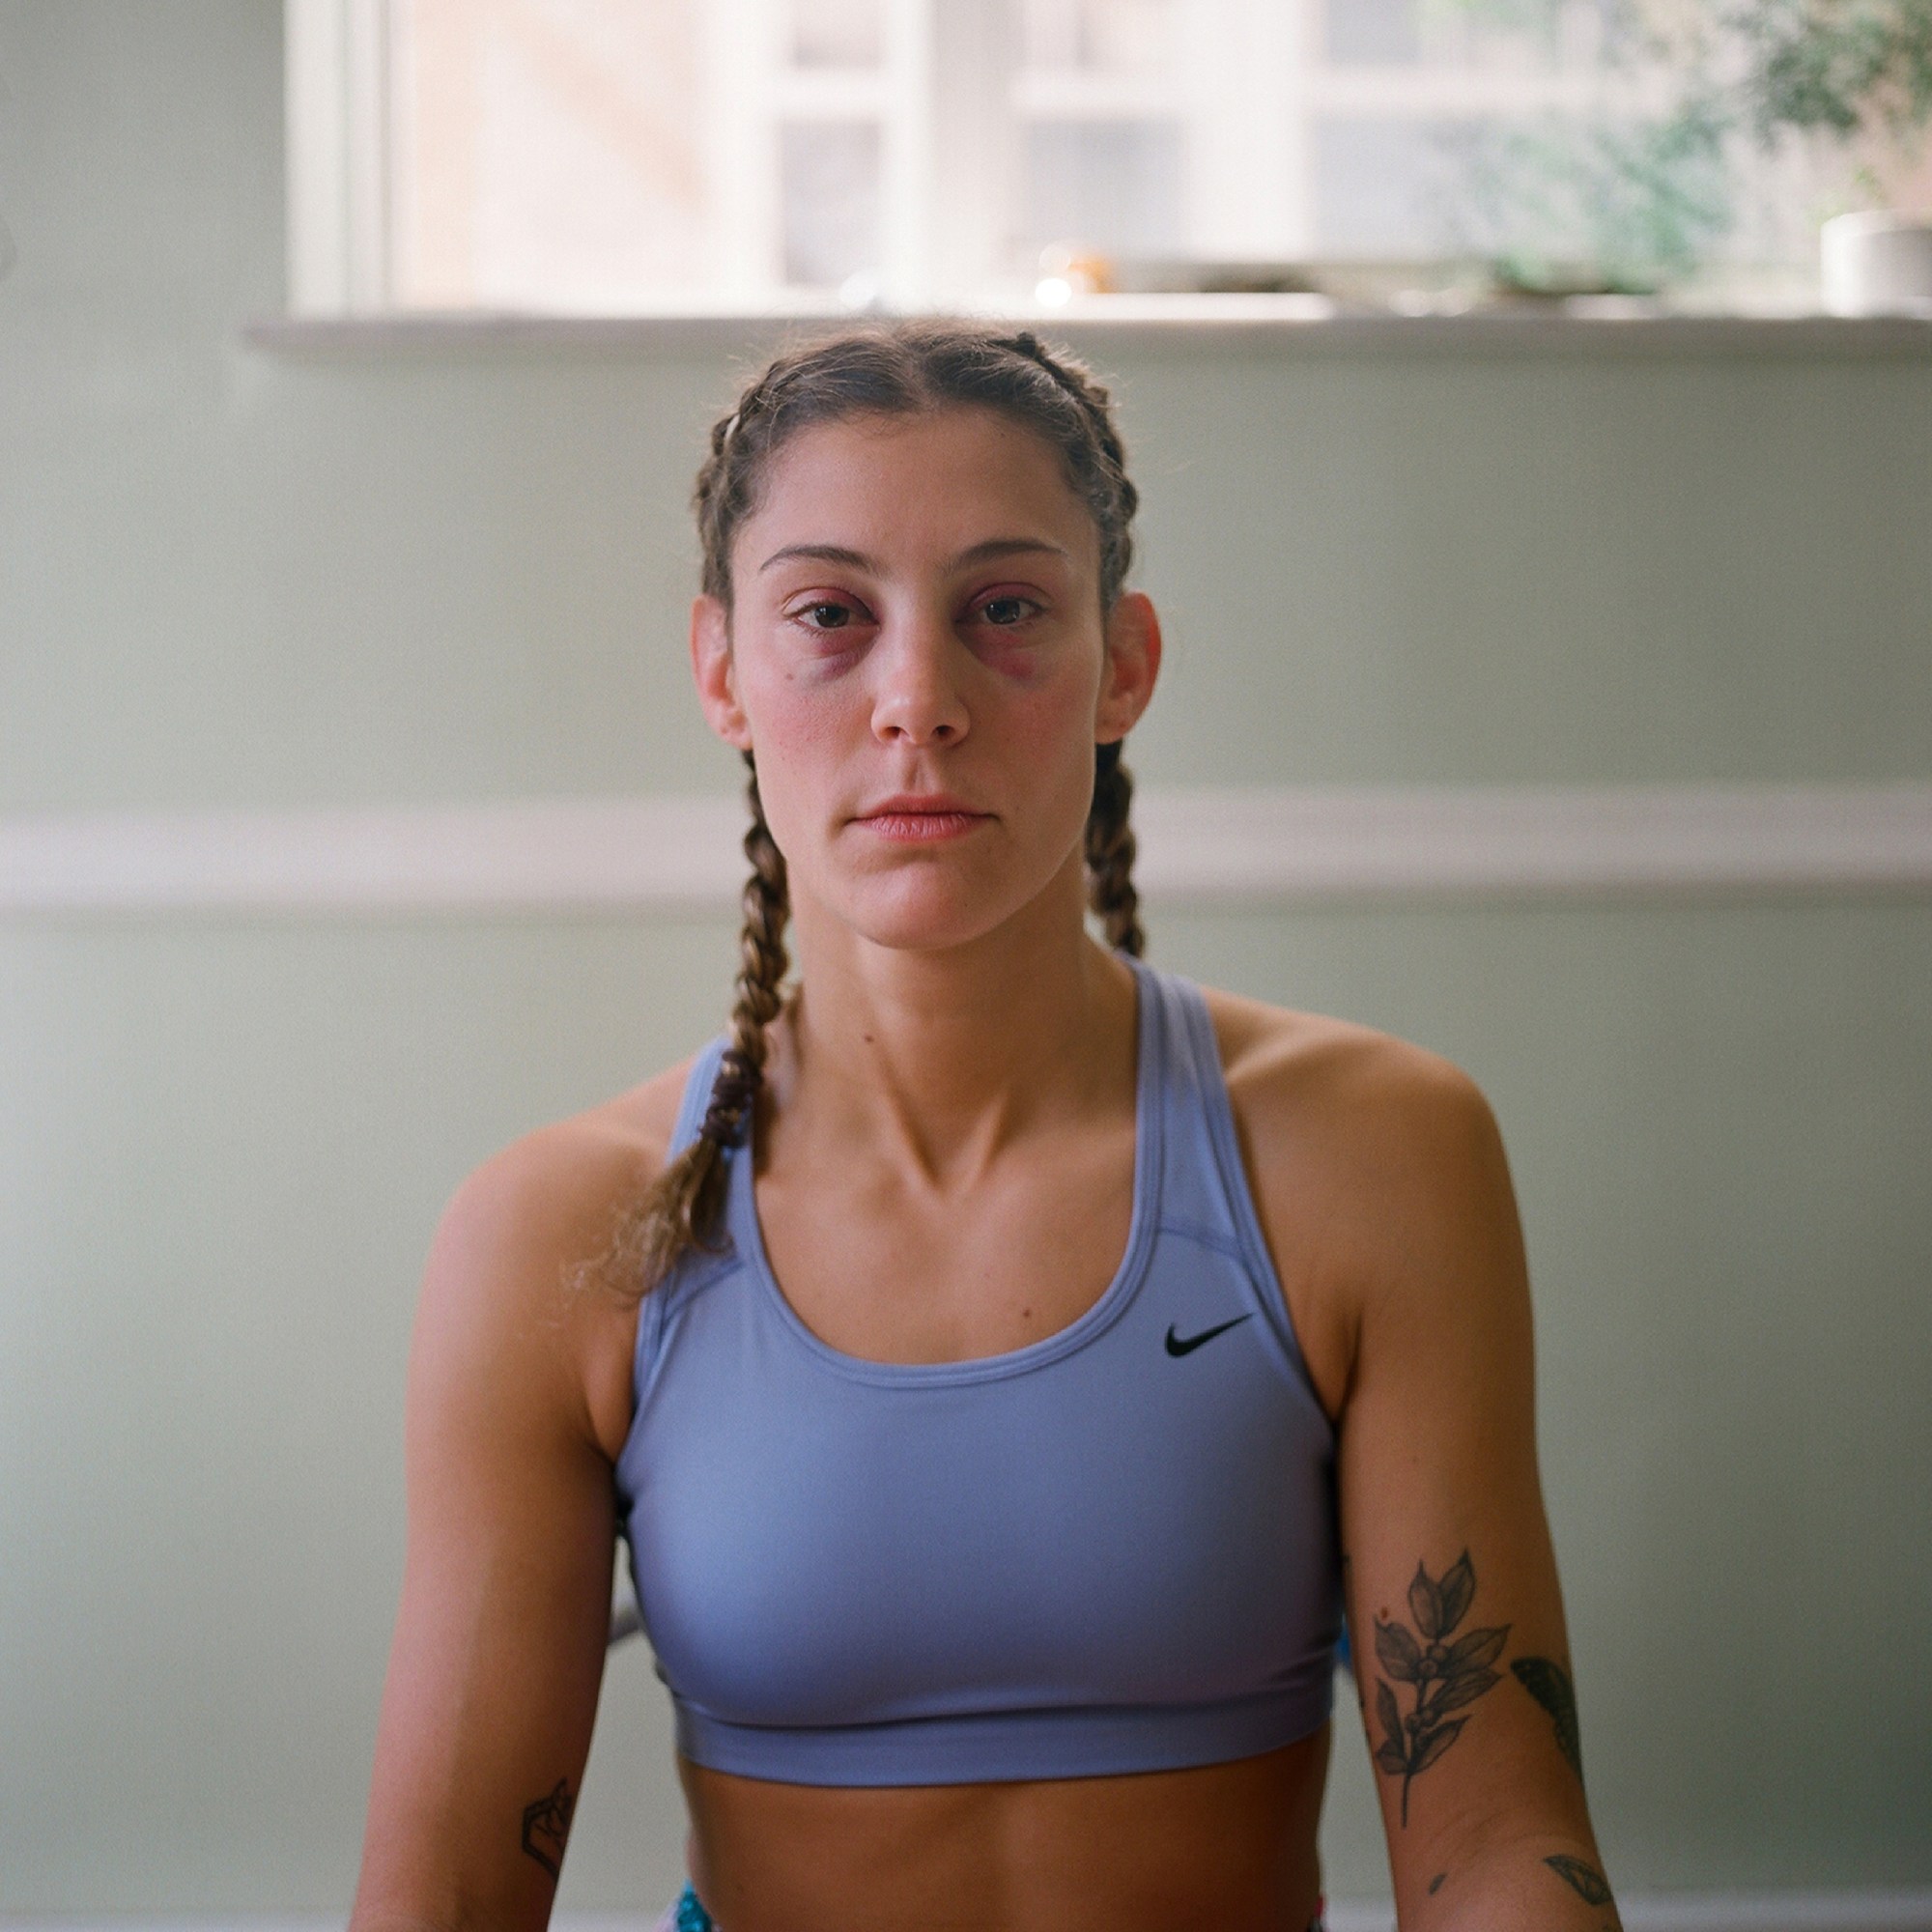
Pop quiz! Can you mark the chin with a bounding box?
[816,862,1065,956]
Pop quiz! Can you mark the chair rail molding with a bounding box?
[5,785,1931,917]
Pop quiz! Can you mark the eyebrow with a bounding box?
[756,536,1070,575]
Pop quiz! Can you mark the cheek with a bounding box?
[734,663,850,861]
[996,655,1102,764]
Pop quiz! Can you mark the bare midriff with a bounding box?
[677,1724,1331,1932]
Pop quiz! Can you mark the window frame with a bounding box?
[280,0,1682,320]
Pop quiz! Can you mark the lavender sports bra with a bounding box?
[613,958,1342,1786]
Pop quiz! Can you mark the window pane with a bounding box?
[789,0,884,68]
[781,120,882,286]
[1323,0,1419,66]
[1021,0,1179,72]
[1310,116,1464,256]
[1021,120,1185,256]
[396,0,709,307]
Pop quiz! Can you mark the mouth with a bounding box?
[852,794,994,844]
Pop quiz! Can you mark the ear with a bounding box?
[689,593,753,750]
[1094,590,1161,746]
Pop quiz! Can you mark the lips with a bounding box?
[852,794,993,843]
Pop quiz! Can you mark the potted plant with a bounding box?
[1733,0,1932,311]
[1445,0,1932,310]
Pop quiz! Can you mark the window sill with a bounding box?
[242,299,1932,360]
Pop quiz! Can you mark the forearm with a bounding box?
[1409,1834,1619,1932]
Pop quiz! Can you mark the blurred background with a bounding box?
[2,0,1930,1923]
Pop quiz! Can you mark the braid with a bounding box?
[598,756,790,1300]
[1086,739,1144,958]
[998,329,1140,610]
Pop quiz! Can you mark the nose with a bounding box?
[869,608,970,749]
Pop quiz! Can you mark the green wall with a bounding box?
[2,2,1928,1912]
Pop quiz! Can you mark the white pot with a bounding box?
[1820,212,1932,317]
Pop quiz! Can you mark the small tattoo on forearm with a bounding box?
[1545,1853,1612,1906]
[1370,1549,1509,1826]
[1428,1871,1447,1895]
[520,1777,575,1880]
[1513,1654,1584,1780]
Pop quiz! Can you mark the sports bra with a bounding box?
[613,958,1342,1786]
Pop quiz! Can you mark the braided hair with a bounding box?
[612,322,1146,1301]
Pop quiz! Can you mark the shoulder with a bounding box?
[1201,984,1502,1184]
[409,1056,699,1458]
[1196,985,1521,1346]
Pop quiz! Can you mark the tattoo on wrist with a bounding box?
[1371,1549,1509,1826]
[521,1777,576,1881]
[1545,1853,1613,1907]
[1513,1654,1584,1780]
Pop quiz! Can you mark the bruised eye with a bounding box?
[801,601,855,630]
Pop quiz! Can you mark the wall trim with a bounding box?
[9,1894,1928,1932]
[1328,1894,1932,1932]
[242,309,1932,360]
[3,785,1930,918]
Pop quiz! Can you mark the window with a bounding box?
[286,0,1906,317]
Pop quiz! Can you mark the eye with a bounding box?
[976,593,1040,628]
[801,600,854,630]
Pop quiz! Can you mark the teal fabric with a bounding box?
[615,958,1342,1785]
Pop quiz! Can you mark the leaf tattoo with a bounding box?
[1370,1549,1509,1826]
[1513,1654,1584,1780]
[1545,1853,1612,1906]
[520,1776,575,1881]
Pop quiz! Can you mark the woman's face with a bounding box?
[690,407,1160,956]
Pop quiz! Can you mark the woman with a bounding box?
[349,324,1617,1932]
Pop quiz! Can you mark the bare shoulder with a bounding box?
[1201,985,1500,1174]
[1197,987,1520,1356]
[410,1056,697,1458]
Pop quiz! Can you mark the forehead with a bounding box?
[738,408,1097,571]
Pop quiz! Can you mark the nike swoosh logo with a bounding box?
[1164,1314,1253,1357]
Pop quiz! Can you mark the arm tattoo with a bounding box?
[1512,1655,1584,1780]
[1545,1853,1613,1906]
[1370,1549,1509,1826]
[520,1777,575,1881]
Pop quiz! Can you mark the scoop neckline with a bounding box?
[729,955,1165,1388]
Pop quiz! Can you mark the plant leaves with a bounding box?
[1436,1550,1476,1634]
[1374,1617,1422,1681]
[1409,1718,1466,1773]
[1444,1623,1510,1672]
[1512,1656,1584,1780]
[1407,1562,1444,1638]
[1545,1854,1612,1906]
[1375,1740,1409,1774]
[1428,1665,1502,1715]
[1376,1679,1403,1747]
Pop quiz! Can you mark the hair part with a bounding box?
[604,321,1146,1305]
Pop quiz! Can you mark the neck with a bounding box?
[773,859,1138,1188]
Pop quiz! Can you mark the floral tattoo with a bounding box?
[520,1776,575,1880]
[1371,1549,1509,1825]
[1513,1654,1584,1780]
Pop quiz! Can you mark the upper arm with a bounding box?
[1220,1002,1615,1927]
[350,1133,643,1929]
[1326,1056,1611,1922]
